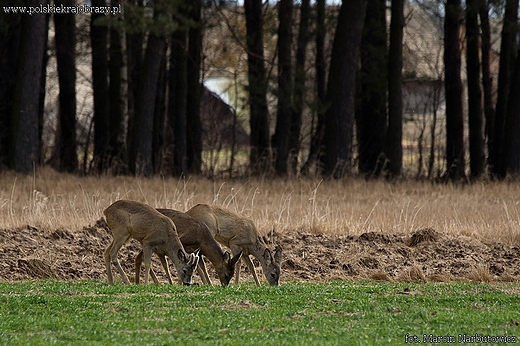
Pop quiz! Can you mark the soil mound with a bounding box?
[0,225,519,284]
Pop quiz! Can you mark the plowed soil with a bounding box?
[1,221,519,284]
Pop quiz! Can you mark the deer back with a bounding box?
[187,204,258,247]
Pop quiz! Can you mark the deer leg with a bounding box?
[142,247,154,284]
[230,246,246,285]
[158,254,173,285]
[104,232,131,285]
[197,257,212,285]
[135,250,159,284]
[242,254,261,286]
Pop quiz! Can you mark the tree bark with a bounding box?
[385,0,404,179]
[10,0,46,173]
[502,45,520,175]
[108,1,126,173]
[55,0,78,173]
[358,0,387,177]
[290,0,310,174]
[272,0,293,175]
[245,0,271,174]
[0,6,21,167]
[479,0,495,168]
[91,0,110,173]
[321,0,367,178]
[125,0,144,176]
[133,26,166,176]
[490,0,519,178]
[466,0,485,179]
[301,0,325,175]
[186,0,203,175]
[168,30,188,176]
[443,0,466,181]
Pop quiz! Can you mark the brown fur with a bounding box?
[186,204,282,286]
[103,200,199,285]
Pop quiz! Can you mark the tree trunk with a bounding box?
[301,0,325,175]
[108,1,126,174]
[153,45,167,173]
[502,45,520,175]
[55,0,78,173]
[479,0,495,168]
[0,7,21,167]
[125,0,144,176]
[466,0,485,179]
[444,0,466,181]
[245,0,271,174]
[10,0,46,173]
[490,0,519,178]
[167,30,188,176]
[385,0,404,179]
[133,26,166,176]
[358,0,387,177]
[186,0,203,175]
[321,0,367,178]
[290,0,310,174]
[272,0,293,175]
[91,0,110,173]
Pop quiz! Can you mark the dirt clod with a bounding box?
[0,226,519,284]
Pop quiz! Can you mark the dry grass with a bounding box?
[1,167,520,245]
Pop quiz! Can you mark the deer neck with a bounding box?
[199,237,226,267]
[248,238,269,267]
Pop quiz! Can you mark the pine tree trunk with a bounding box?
[290,0,310,174]
[490,0,519,178]
[0,8,21,167]
[55,0,78,173]
[108,1,126,173]
[10,0,46,173]
[168,30,188,176]
[385,0,404,178]
[301,0,325,175]
[466,0,485,179]
[245,0,271,174]
[444,0,466,181]
[91,0,110,173]
[187,0,203,175]
[358,0,387,177]
[272,0,293,175]
[502,46,520,175]
[321,0,367,178]
[479,0,495,168]
[133,28,165,176]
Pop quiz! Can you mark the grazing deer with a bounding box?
[103,200,199,285]
[186,204,282,286]
[135,209,242,286]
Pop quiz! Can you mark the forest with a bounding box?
[0,0,519,181]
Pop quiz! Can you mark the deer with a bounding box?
[103,200,199,285]
[186,203,282,286]
[135,208,242,286]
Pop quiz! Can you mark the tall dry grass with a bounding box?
[1,167,520,244]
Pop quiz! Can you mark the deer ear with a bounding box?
[178,249,187,262]
[263,248,273,264]
[231,251,243,266]
[223,251,231,262]
[274,246,282,263]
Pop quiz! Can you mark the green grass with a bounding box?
[0,281,518,345]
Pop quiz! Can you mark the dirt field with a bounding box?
[1,220,519,284]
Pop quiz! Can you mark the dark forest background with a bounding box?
[0,0,519,181]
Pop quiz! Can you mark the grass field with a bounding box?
[1,168,520,244]
[0,280,518,345]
